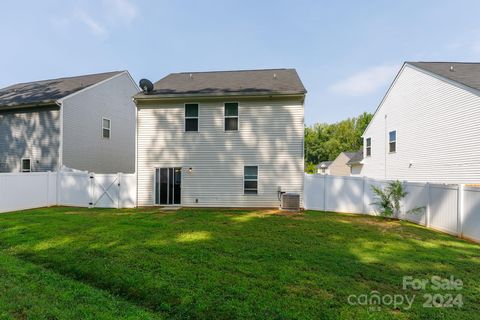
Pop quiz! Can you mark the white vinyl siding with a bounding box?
[137,98,304,207]
[362,64,480,183]
[0,107,60,172]
[62,72,137,173]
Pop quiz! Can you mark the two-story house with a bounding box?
[362,62,480,183]
[0,71,138,173]
[134,69,306,207]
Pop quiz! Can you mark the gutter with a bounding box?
[0,101,57,111]
[134,92,306,104]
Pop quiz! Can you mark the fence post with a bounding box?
[457,184,464,237]
[56,171,60,206]
[89,172,94,208]
[425,182,430,228]
[117,172,122,209]
[362,176,368,214]
[323,175,327,212]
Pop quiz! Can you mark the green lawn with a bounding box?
[0,207,478,319]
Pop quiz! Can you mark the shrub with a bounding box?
[370,180,407,218]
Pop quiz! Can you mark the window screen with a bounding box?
[185,104,199,132]
[244,166,258,194]
[225,102,238,131]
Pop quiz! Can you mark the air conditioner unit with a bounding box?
[281,193,300,211]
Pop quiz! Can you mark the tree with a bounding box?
[304,112,373,172]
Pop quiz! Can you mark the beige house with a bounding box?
[134,68,306,207]
[317,152,360,176]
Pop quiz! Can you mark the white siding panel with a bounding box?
[462,187,480,242]
[137,99,304,207]
[429,184,458,235]
[362,65,480,183]
[326,176,364,213]
[62,72,138,173]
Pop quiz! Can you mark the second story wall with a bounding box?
[362,64,480,183]
[0,106,60,172]
[62,72,138,173]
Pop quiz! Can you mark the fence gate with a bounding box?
[90,173,121,208]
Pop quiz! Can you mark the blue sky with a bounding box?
[1,1,480,125]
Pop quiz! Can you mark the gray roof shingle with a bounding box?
[0,71,123,109]
[316,161,333,169]
[346,150,363,165]
[408,62,480,92]
[136,68,306,98]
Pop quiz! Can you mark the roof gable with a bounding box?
[407,62,480,92]
[0,71,123,109]
[136,68,306,99]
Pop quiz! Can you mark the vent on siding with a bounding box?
[281,193,300,211]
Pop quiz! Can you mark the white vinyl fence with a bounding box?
[304,174,480,243]
[0,171,136,213]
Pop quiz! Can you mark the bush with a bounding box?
[370,180,407,218]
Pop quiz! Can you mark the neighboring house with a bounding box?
[362,62,480,183]
[134,68,306,207]
[318,152,359,176]
[0,71,138,173]
[316,161,332,175]
[346,150,363,176]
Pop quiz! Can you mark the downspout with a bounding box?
[55,100,63,171]
[384,114,387,179]
[134,98,139,208]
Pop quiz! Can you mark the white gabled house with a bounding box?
[361,62,480,183]
[134,69,306,207]
[0,71,139,173]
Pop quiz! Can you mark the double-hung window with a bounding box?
[224,102,238,131]
[21,158,31,172]
[389,130,396,153]
[185,103,199,132]
[366,137,371,156]
[244,166,258,194]
[102,118,111,139]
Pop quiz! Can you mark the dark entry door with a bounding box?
[155,168,181,205]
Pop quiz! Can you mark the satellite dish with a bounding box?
[139,79,154,94]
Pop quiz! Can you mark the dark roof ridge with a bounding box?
[2,70,124,89]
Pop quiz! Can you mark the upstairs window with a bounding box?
[102,118,111,139]
[224,102,238,131]
[185,104,199,132]
[389,130,396,153]
[244,166,258,195]
[21,158,31,172]
[366,138,371,157]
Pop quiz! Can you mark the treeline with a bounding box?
[304,112,373,173]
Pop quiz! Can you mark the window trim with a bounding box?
[243,165,259,195]
[184,103,200,132]
[365,137,372,157]
[224,101,239,132]
[102,117,111,139]
[21,158,31,172]
[388,130,397,153]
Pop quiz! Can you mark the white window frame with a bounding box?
[389,130,396,153]
[184,103,200,132]
[224,102,239,132]
[21,158,31,172]
[243,165,259,195]
[365,137,372,157]
[102,117,111,139]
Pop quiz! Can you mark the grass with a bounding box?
[0,207,478,319]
